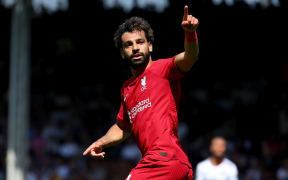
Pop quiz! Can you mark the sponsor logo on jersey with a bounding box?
[128,97,152,123]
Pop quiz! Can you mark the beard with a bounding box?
[213,152,225,160]
[124,50,151,69]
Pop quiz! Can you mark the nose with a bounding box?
[132,43,140,52]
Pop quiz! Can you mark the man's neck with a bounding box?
[131,57,153,77]
[210,156,224,166]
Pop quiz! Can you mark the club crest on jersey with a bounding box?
[141,76,147,91]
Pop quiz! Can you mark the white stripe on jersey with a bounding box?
[126,174,132,180]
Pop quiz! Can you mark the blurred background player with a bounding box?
[83,4,199,180]
[195,136,238,180]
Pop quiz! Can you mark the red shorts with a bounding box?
[125,159,193,180]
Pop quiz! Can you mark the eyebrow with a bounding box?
[125,38,145,43]
[136,38,145,41]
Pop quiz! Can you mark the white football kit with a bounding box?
[195,158,238,180]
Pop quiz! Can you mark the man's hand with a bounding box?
[175,4,199,72]
[83,141,105,159]
[82,123,131,159]
[182,5,199,33]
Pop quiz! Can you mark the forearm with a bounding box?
[97,123,131,149]
[184,32,199,61]
[175,36,199,72]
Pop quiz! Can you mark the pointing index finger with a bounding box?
[183,5,188,21]
[83,145,93,155]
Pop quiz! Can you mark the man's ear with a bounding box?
[149,42,153,53]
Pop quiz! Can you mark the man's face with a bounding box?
[210,137,226,159]
[120,30,152,69]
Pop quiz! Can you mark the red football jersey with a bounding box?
[117,57,192,168]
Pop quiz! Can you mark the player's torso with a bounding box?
[123,67,177,138]
[122,62,191,168]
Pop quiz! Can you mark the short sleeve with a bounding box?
[156,57,184,80]
[116,89,130,130]
[195,164,204,180]
[230,163,239,180]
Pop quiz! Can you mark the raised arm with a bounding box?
[175,5,199,72]
[83,123,131,158]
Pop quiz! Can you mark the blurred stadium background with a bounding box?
[0,0,287,179]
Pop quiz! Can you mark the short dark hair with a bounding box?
[113,16,154,49]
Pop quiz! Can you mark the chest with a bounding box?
[202,165,233,180]
[123,73,171,110]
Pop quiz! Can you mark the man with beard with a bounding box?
[83,5,199,180]
[195,137,238,180]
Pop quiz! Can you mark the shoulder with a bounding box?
[223,158,237,167]
[223,158,238,172]
[122,78,133,88]
[149,57,182,79]
[196,158,211,170]
[120,77,134,94]
[151,57,176,68]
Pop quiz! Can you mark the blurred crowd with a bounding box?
[0,63,288,180]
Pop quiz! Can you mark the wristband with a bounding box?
[185,31,198,42]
